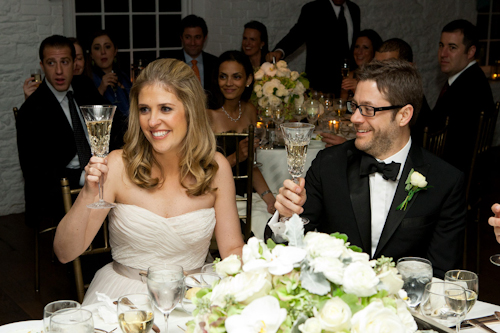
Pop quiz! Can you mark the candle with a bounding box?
[328,120,339,134]
[256,121,264,129]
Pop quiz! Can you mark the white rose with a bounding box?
[276,60,287,69]
[262,79,280,97]
[290,71,300,81]
[215,254,242,277]
[303,232,346,259]
[254,68,265,80]
[276,68,291,78]
[377,266,404,295]
[410,171,427,187]
[299,317,322,333]
[342,262,379,297]
[261,62,277,76]
[256,91,263,98]
[210,269,272,306]
[225,296,287,333]
[276,85,289,97]
[396,299,418,333]
[258,96,269,108]
[342,248,370,264]
[242,237,272,264]
[269,95,282,108]
[317,297,352,331]
[294,94,304,108]
[351,301,407,333]
[253,84,262,92]
[310,256,344,285]
[293,81,306,95]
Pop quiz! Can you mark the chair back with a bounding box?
[215,125,254,241]
[422,116,449,157]
[60,178,111,303]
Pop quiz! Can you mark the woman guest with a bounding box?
[241,21,269,70]
[208,51,276,214]
[23,37,86,99]
[88,30,132,116]
[54,59,244,305]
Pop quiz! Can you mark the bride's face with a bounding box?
[138,84,187,155]
[218,60,252,101]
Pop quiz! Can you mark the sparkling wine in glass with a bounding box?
[147,264,184,333]
[117,294,155,333]
[31,69,42,87]
[43,300,81,333]
[305,99,320,125]
[280,123,315,184]
[341,59,350,79]
[396,257,433,309]
[444,270,478,313]
[80,105,116,209]
[49,308,94,333]
[254,123,266,167]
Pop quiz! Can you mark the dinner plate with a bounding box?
[0,320,42,333]
[309,140,326,149]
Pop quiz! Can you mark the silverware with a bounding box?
[495,311,500,321]
[459,314,500,329]
[177,325,186,332]
[468,318,497,333]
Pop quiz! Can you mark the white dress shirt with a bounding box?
[184,51,205,88]
[369,137,412,256]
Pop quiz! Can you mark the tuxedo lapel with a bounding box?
[374,144,429,257]
[347,148,372,253]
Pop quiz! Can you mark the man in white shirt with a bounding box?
[273,59,466,278]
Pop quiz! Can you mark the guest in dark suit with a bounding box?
[16,35,125,228]
[433,20,494,173]
[274,59,466,278]
[266,0,360,95]
[169,15,218,92]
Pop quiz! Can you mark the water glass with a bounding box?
[444,270,478,313]
[49,308,93,333]
[117,294,155,333]
[396,257,433,308]
[43,300,81,332]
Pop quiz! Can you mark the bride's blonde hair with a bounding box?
[122,58,218,196]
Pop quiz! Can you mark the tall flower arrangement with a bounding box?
[251,61,309,120]
[186,215,421,333]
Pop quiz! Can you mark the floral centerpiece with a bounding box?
[251,61,309,120]
[186,215,422,333]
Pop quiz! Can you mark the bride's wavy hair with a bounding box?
[122,58,218,196]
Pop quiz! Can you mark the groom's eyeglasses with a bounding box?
[347,101,405,117]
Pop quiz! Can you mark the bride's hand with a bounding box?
[83,156,108,195]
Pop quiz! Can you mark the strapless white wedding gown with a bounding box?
[82,203,216,305]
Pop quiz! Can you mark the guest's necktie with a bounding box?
[191,59,201,82]
[338,5,349,55]
[67,91,91,170]
[438,81,449,100]
[359,154,401,181]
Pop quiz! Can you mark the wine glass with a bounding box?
[341,58,350,79]
[293,103,307,122]
[396,257,433,309]
[272,104,286,126]
[337,98,347,118]
[490,254,500,265]
[254,123,266,167]
[305,99,320,124]
[280,123,315,184]
[117,294,155,333]
[43,300,81,332]
[420,282,467,332]
[444,270,478,313]
[80,105,117,209]
[49,308,93,333]
[147,264,184,333]
[31,68,42,87]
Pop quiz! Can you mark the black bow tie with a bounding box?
[359,155,401,181]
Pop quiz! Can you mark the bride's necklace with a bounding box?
[222,101,242,122]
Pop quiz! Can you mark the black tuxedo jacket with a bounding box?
[302,140,466,278]
[169,50,219,91]
[16,76,126,227]
[432,63,494,173]
[274,0,361,95]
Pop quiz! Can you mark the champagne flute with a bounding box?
[49,308,94,333]
[147,264,184,333]
[80,105,117,209]
[117,294,155,333]
[280,123,315,184]
[444,270,478,313]
[254,123,266,167]
[43,300,81,333]
[341,58,350,79]
[420,282,467,332]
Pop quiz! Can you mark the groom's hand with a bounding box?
[275,178,306,217]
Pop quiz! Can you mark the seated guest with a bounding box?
[241,20,269,70]
[54,59,245,305]
[207,51,276,214]
[88,30,132,116]
[489,203,500,244]
[433,19,494,173]
[16,35,125,229]
[274,59,466,278]
[23,37,86,99]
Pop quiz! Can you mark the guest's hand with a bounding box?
[320,132,346,147]
[489,203,500,244]
[265,51,283,63]
[23,77,39,99]
[84,156,108,195]
[98,72,118,95]
[262,192,276,214]
[341,77,358,91]
[275,178,306,217]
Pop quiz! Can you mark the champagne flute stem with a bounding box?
[293,176,299,185]
[98,175,104,202]
[164,312,170,333]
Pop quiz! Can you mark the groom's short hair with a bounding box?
[356,59,423,126]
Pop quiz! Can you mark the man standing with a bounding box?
[16,35,125,228]
[433,20,494,173]
[274,60,466,278]
[266,0,360,95]
[171,15,218,91]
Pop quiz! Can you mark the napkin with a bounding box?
[96,292,118,324]
[268,211,288,243]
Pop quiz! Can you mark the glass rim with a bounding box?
[396,256,432,266]
[424,281,466,296]
[44,300,81,313]
[117,293,152,303]
[50,308,93,324]
[280,123,315,129]
[79,105,117,109]
[444,269,478,281]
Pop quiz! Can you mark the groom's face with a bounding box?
[351,80,402,160]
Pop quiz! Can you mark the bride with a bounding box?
[54,59,244,305]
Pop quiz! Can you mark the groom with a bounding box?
[274,59,466,278]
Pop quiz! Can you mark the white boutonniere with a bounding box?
[396,168,432,211]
